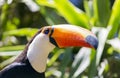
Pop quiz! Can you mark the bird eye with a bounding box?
[44,28,50,34]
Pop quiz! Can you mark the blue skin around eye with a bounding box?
[44,29,49,34]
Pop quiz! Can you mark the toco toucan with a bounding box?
[0,24,98,78]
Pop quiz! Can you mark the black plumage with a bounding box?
[0,59,45,78]
[0,29,45,78]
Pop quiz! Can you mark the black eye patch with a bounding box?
[44,28,50,34]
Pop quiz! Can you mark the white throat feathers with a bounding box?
[27,33,55,73]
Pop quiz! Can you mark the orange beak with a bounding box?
[50,25,98,49]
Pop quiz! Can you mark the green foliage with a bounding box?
[0,45,24,51]
[3,28,38,40]
[0,0,120,78]
[108,0,120,39]
[93,0,110,27]
[35,0,90,29]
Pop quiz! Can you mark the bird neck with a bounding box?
[27,33,55,73]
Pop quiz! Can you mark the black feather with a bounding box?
[0,28,45,78]
[0,59,45,78]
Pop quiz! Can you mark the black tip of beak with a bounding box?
[86,35,98,49]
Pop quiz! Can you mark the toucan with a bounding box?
[0,24,98,78]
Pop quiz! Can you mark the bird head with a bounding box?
[26,24,98,73]
[41,25,98,49]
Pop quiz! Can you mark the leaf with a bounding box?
[96,28,109,65]
[3,28,38,38]
[0,45,25,51]
[35,0,55,8]
[0,51,21,56]
[88,49,97,78]
[35,0,90,29]
[59,48,73,78]
[54,0,89,29]
[107,0,120,39]
[88,27,110,78]
[69,47,91,78]
[0,3,9,38]
[107,38,120,52]
[47,49,64,67]
[93,0,110,27]
[84,0,93,19]
[0,56,17,68]
[46,69,61,78]
[98,59,108,77]
[40,7,67,25]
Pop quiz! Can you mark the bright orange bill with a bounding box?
[51,25,94,48]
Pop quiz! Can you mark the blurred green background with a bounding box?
[0,0,120,78]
